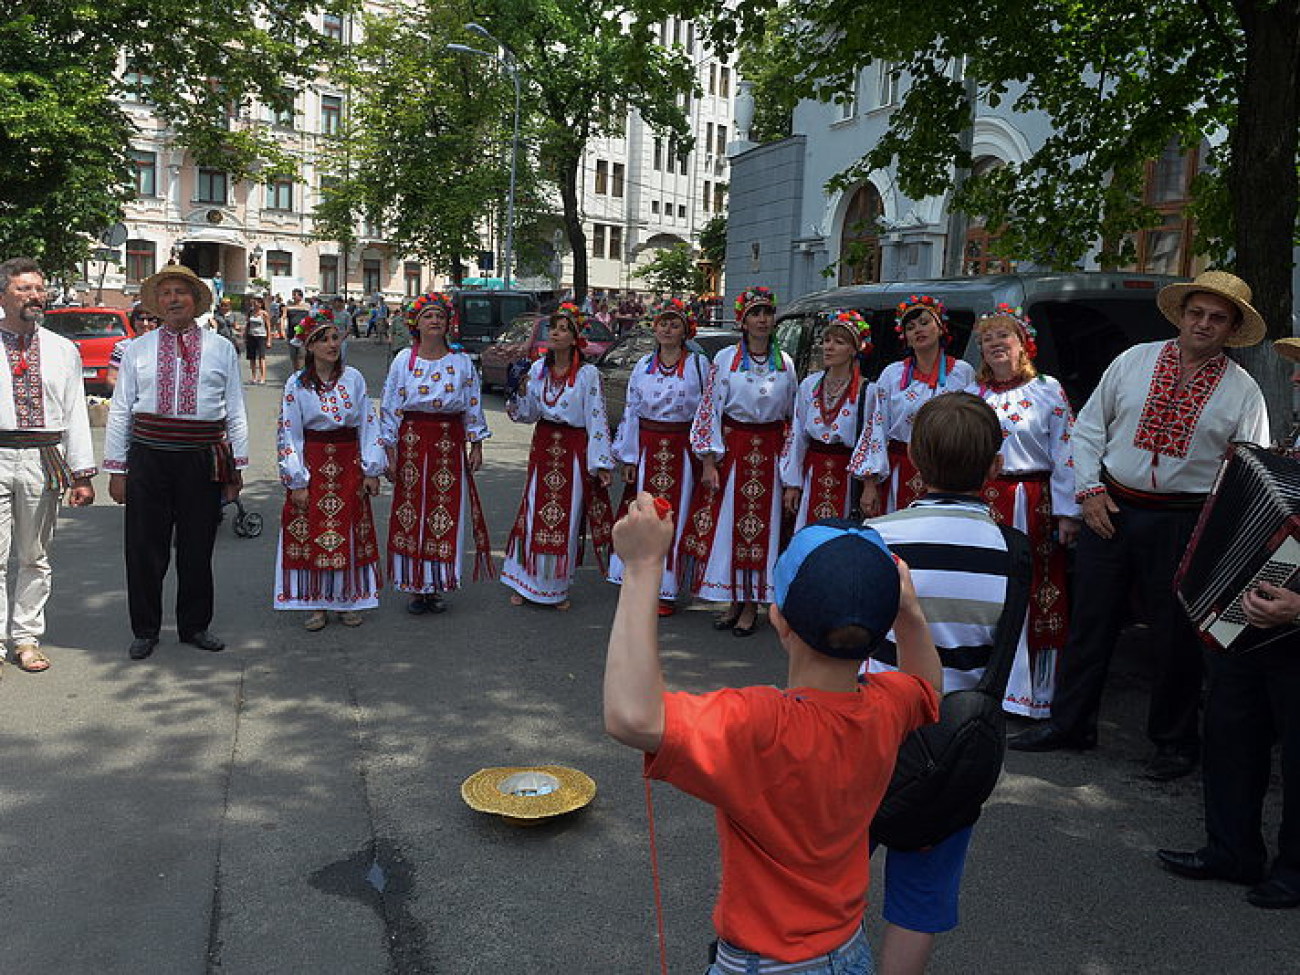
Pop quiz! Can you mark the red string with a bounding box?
[644,776,670,975]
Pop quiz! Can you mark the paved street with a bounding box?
[2,338,1294,974]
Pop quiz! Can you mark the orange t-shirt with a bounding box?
[645,673,938,963]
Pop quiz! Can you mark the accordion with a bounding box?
[1175,443,1300,653]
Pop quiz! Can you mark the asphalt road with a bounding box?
[2,338,1293,974]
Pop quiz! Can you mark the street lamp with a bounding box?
[448,26,521,290]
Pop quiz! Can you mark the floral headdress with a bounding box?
[824,309,873,357]
[295,307,336,345]
[975,303,1037,360]
[895,294,951,388]
[550,302,588,350]
[734,286,777,324]
[650,297,698,339]
[406,292,459,338]
[730,285,786,373]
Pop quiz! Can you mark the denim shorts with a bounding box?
[879,826,974,934]
[708,923,874,975]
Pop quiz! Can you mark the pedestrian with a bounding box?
[332,297,353,340]
[104,264,249,660]
[243,295,273,384]
[108,306,161,390]
[607,297,711,616]
[212,297,238,347]
[849,295,975,516]
[0,257,96,677]
[969,305,1079,718]
[678,286,797,637]
[1009,271,1269,781]
[1153,334,1300,911]
[283,288,310,370]
[379,292,493,615]
[605,498,941,975]
[269,293,284,337]
[782,309,875,533]
[275,311,385,630]
[501,302,615,610]
[864,391,1020,975]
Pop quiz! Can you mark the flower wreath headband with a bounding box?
[976,302,1038,360]
[406,292,459,337]
[550,302,589,349]
[649,297,698,339]
[734,286,777,323]
[295,307,336,345]
[824,309,874,357]
[893,294,950,341]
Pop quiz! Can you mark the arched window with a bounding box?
[963,156,1011,276]
[838,183,883,285]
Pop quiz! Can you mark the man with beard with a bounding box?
[0,257,96,677]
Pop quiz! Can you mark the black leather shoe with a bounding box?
[1007,724,1097,752]
[407,597,428,615]
[425,595,447,615]
[129,637,158,660]
[1143,746,1198,782]
[181,630,225,652]
[1246,877,1300,909]
[1156,849,1264,885]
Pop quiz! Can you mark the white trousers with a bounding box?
[0,446,59,655]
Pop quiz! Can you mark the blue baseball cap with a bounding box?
[773,519,900,660]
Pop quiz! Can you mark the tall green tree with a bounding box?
[634,243,699,295]
[1,0,344,276]
[476,0,697,300]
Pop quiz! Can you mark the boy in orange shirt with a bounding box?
[605,496,942,973]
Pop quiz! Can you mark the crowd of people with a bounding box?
[1,254,1296,972]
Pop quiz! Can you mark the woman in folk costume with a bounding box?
[781,309,876,532]
[679,286,797,637]
[275,311,385,630]
[970,305,1080,718]
[502,303,616,610]
[379,292,493,616]
[849,295,975,515]
[607,298,711,616]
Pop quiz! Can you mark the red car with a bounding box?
[43,307,136,392]
[480,313,616,391]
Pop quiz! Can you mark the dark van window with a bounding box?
[498,295,531,322]
[462,298,494,329]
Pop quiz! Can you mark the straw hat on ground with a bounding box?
[1156,270,1266,348]
[140,265,214,318]
[461,765,596,827]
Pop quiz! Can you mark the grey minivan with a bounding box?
[775,272,1180,408]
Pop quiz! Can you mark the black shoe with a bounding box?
[1246,877,1300,909]
[407,597,428,615]
[129,637,158,660]
[425,595,447,615]
[732,613,761,637]
[1007,723,1097,753]
[1156,849,1264,885]
[712,609,742,631]
[181,630,225,652]
[1143,745,1198,782]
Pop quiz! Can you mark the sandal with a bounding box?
[337,611,363,627]
[304,611,329,631]
[14,644,50,672]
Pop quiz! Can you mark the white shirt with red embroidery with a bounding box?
[277,366,387,490]
[0,326,96,477]
[780,372,874,488]
[971,374,1080,518]
[611,351,710,464]
[377,350,490,447]
[1073,339,1268,499]
[689,344,797,458]
[507,359,614,472]
[103,325,249,473]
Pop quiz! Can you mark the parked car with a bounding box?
[775,272,1180,408]
[454,289,542,362]
[597,325,737,432]
[479,313,617,392]
[42,306,135,392]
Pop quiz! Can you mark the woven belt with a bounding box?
[0,430,62,449]
[1102,472,1205,511]
[304,427,359,444]
[639,418,691,434]
[807,439,852,457]
[131,413,226,450]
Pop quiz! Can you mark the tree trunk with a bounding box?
[1231,0,1300,438]
[556,148,588,301]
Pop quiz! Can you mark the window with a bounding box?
[714,184,726,211]
[651,200,660,215]
[686,22,694,54]
[320,174,340,204]
[321,95,342,136]
[878,62,899,108]
[715,125,727,156]
[1129,140,1198,276]
[362,213,383,239]
[839,183,884,285]
[609,225,622,261]
[404,262,422,297]
[592,224,607,259]
[838,71,860,121]
[323,13,344,41]
[595,159,609,195]
[653,138,663,171]
[672,18,681,45]
[703,180,712,211]
[319,255,339,295]
[363,259,381,296]
[706,123,714,156]
[679,149,689,176]
[719,66,731,98]
[267,250,292,277]
[270,88,295,128]
[125,240,156,284]
[266,178,294,211]
[123,59,153,102]
[709,64,717,96]
[963,158,1012,275]
[130,150,157,197]
[196,168,228,204]
[611,162,625,197]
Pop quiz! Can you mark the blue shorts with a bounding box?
[877,826,974,934]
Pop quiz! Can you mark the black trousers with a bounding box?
[1050,499,1202,751]
[124,444,222,640]
[1203,640,1300,882]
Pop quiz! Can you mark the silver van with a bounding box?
[775,272,1180,408]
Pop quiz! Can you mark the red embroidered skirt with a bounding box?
[387,411,494,590]
[679,417,786,601]
[615,418,696,571]
[801,439,854,524]
[507,419,614,577]
[280,427,380,600]
[981,471,1069,653]
[887,438,928,511]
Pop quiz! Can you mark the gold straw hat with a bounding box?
[1273,338,1300,363]
[1156,270,1266,348]
[461,765,596,827]
[139,265,214,317]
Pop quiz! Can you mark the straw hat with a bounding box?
[461,765,596,827]
[1273,338,1300,363]
[140,265,213,317]
[1156,270,1266,348]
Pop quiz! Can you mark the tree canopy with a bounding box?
[634,243,699,295]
